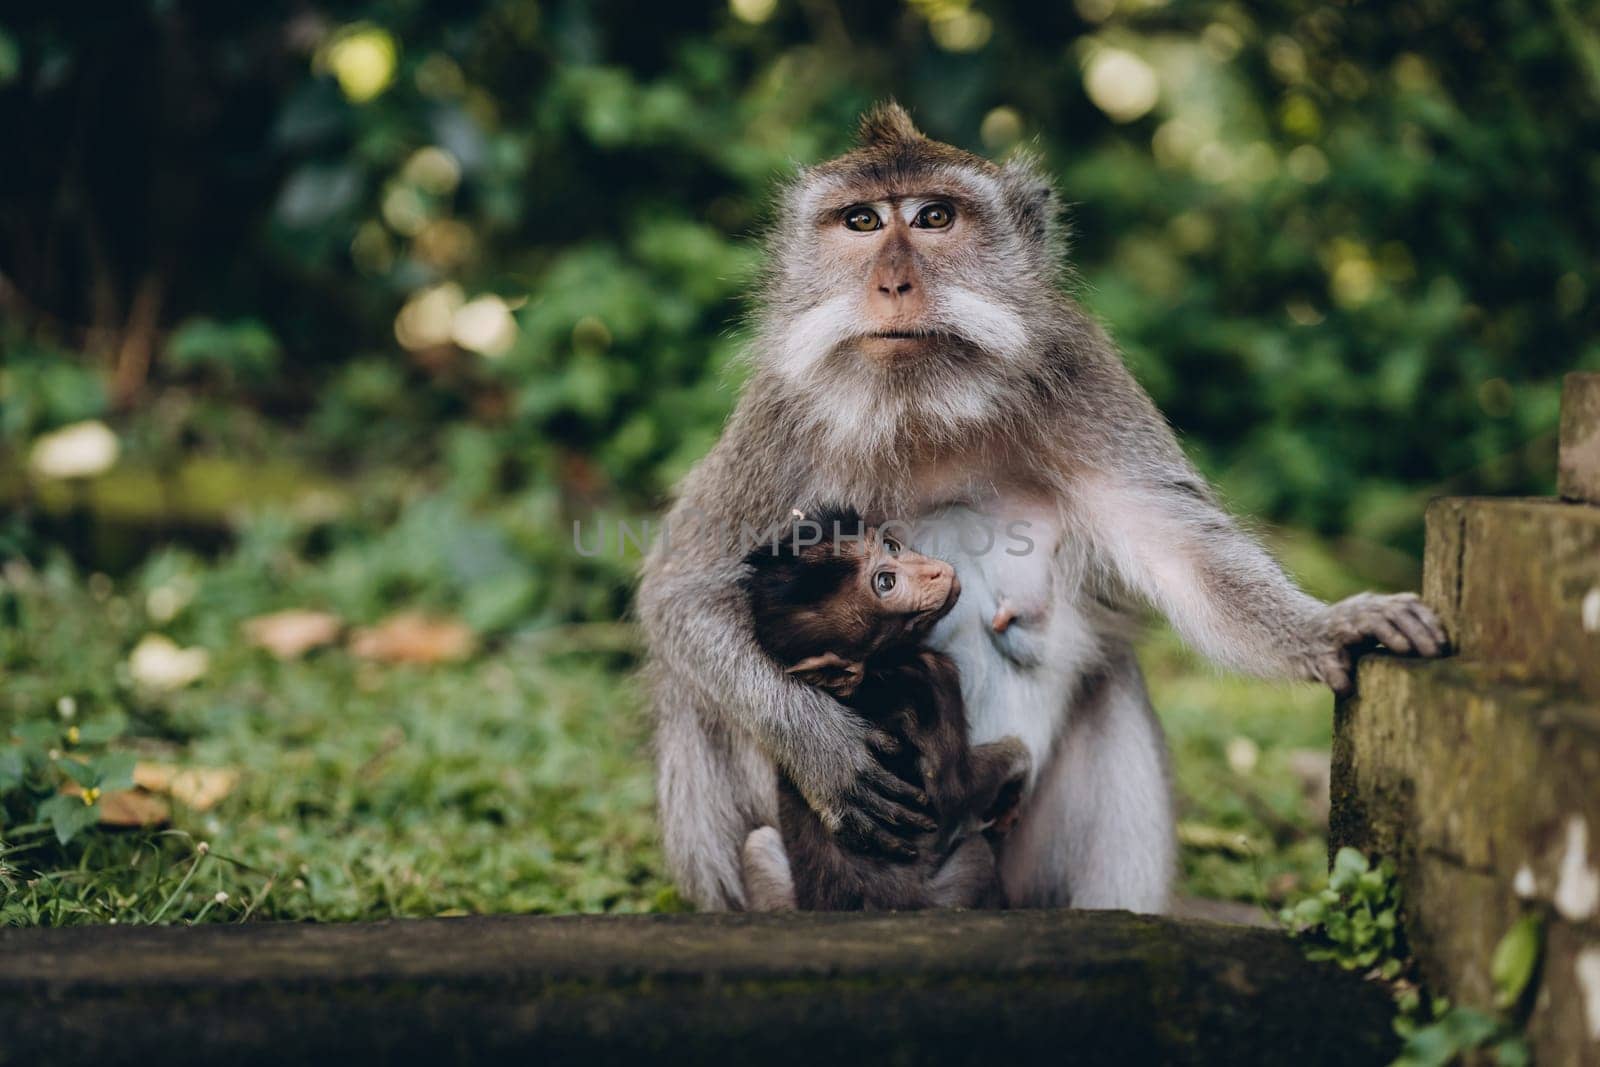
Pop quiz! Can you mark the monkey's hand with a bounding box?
[1300,593,1450,695]
[805,724,937,862]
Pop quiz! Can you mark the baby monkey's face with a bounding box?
[852,530,960,642]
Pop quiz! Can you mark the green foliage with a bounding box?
[1280,846,1404,977]
[166,319,283,388]
[0,337,109,442]
[4,1,1597,552]
[0,537,668,925]
[1,695,133,846]
[1281,848,1539,1067]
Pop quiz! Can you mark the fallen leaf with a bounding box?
[127,634,209,691]
[349,612,476,664]
[1177,821,1257,857]
[243,609,342,660]
[61,783,171,827]
[133,762,240,811]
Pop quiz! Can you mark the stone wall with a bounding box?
[1331,373,1600,1064]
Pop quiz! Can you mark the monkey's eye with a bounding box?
[881,537,901,556]
[913,203,955,229]
[873,570,897,596]
[844,207,883,232]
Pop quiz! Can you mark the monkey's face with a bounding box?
[756,104,1062,451]
[773,172,1035,375]
[854,530,961,646]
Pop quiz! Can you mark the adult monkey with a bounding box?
[638,103,1448,912]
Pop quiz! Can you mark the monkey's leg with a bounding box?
[740,826,798,911]
[966,737,1030,828]
[928,835,1003,909]
[998,650,1174,914]
[655,694,777,911]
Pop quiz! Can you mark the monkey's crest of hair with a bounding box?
[855,100,924,150]
[748,101,1085,476]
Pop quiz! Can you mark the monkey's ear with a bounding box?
[857,101,923,148]
[999,152,1061,245]
[786,652,865,698]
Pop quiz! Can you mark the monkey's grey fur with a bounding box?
[638,102,1448,912]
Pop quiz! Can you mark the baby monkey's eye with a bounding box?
[873,570,897,595]
[913,203,955,229]
[844,207,883,232]
[881,537,901,556]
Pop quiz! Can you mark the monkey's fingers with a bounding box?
[1362,612,1416,655]
[838,810,919,861]
[1316,649,1354,697]
[862,762,931,813]
[1385,603,1441,658]
[1398,597,1449,656]
[991,600,1017,633]
[860,787,938,834]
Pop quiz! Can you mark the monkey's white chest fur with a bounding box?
[914,503,1100,788]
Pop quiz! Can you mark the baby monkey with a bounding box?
[738,507,1031,911]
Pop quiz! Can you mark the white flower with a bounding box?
[213,891,230,905]
[128,634,210,692]
[28,420,120,480]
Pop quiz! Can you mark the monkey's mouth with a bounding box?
[855,329,961,364]
[915,575,961,629]
[867,329,940,341]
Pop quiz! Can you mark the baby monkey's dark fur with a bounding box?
[739,507,1029,910]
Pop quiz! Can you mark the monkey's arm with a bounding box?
[1076,467,1447,694]
[638,544,935,857]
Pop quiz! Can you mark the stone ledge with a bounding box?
[1332,657,1600,897]
[0,910,1397,1066]
[1332,656,1600,1065]
[1560,372,1600,505]
[1422,496,1600,697]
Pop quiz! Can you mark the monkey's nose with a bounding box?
[878,280,913,296]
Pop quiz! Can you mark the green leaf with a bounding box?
[36,793,98,845]
[1441,1007,1501,1049]
[58,759,99,788]
[9,720,57,754]
[0,746,23,791]
[1491,1035,1531,1066]
[1329,846,1369,892]
[1490,913,1543,1010]
[76,710,128,746]
[93,751,137,792]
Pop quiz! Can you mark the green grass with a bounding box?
[1,542,668,925]
[1,510,1380,926]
